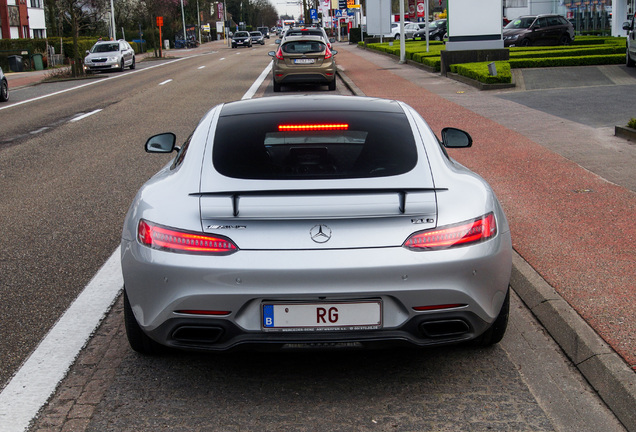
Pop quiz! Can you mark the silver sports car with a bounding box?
[121,95,512,354]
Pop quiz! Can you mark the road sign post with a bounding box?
[156,16,164,58]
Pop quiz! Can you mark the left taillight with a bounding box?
[275,47,284,60]
[137,219,238,255]
[403,213,497,251]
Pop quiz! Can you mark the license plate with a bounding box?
[262,301,382,331]
[294,58,315,64]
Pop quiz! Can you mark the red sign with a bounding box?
[156,16,163,27]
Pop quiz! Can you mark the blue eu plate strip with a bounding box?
[263,305,274,328]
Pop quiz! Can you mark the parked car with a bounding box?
[84,39,135,73]
[404,22,427,40]
[232,31,252,48]
[503,14,574,47]
[0,67,8,102]
[250,31,265,45]
[414,19,447,41]
[257,26,270,39]
[372,22,412,40]
[623,14,636,67]
[121,95,512,355]
[269,35,338,92]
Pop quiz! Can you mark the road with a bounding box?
[0,40,629,431]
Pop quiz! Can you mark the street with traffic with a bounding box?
[0,38,634,431]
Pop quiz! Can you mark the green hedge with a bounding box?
[509,54,625,68]
[450,61,512,84]
[510,45,625,59]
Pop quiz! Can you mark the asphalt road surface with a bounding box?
[0,41,629,431]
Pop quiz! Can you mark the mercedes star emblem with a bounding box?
[310,224,332,243]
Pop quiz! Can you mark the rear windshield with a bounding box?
[282,41,326,54]
[213,111,418,180]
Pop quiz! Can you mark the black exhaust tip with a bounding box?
[420,320,470,338]
[172,326,224,344]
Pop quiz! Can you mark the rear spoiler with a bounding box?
[192,188,446,217]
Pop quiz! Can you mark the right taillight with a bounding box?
[403,213,496,251]
[324,45,333,59]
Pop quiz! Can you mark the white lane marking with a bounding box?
[0,248,123,432]
[198,66,205,70]
[0,55,199,112]
[0,62,271,432]
[69,109,102,122]
[159,79,173,86]
[242,62,272,100]
[220,58,226,61]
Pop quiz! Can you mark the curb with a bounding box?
[339,64,636,431]
[615,125,636,144]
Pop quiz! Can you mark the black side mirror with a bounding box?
[623,22,634,31]
[145,133,178,153]
[441,127,472,148]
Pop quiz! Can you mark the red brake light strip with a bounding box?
[404,213,497,250]
[138,219,238,255]
[278,124,349,131]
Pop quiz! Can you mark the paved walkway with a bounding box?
[333,41,635,430]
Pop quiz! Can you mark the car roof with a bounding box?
[219,95,404,117]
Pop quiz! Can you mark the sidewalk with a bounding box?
[333,41,635,430]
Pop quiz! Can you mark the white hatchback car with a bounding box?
[84,39,136,73]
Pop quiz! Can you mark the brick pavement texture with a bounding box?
[30,298,127,432]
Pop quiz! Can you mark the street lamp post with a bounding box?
[180,0,187,43]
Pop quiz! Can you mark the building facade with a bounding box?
[0,0,47,39]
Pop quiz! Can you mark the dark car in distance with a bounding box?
[250,31,266,45]
[414,19,447,41]
[503,14,574,47]
[232,31,252,48]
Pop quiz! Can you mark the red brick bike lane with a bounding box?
[335,45,636,371]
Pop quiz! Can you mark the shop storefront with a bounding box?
[563,0,612,35]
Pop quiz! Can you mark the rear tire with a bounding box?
[627,48,635,67]
[559,34,571,45]
[0,79,8,102]
[273,77,281,92]
[123,289,164,355]
[130,57,136,70]
[328,78,336,91]
[473,289,510,347]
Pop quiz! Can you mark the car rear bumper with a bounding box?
[121,230,512,350]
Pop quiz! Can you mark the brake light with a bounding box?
[413,304,466,311]
[275,47,284,60]
[175,310,231,316]
[278,123,349,131]
[403,213,497,250]
[138,219,238,255]
[324,45,333,59]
